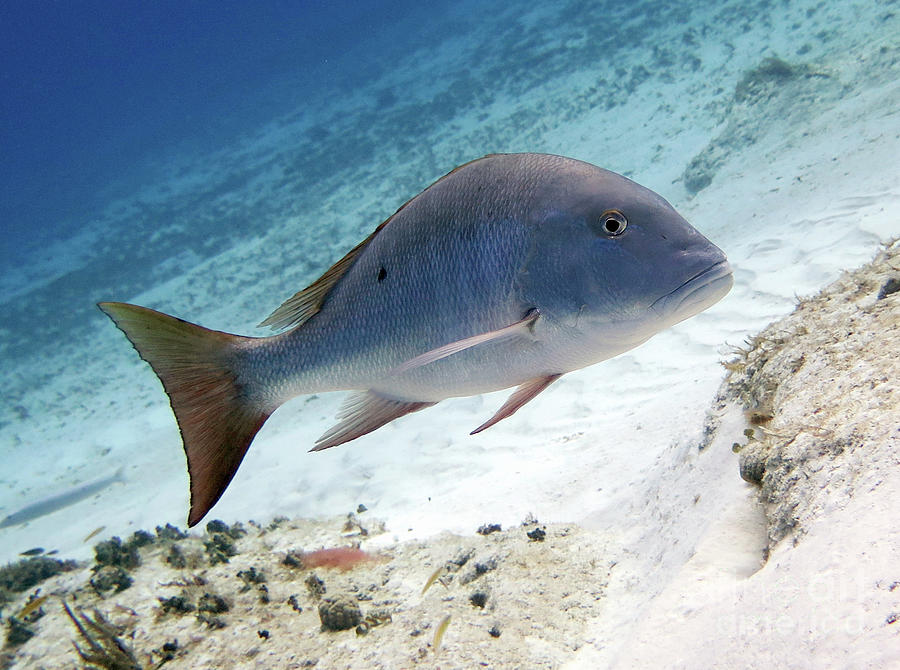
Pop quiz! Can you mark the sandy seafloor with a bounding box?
[1,0,899,667]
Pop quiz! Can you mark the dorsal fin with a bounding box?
[259,154,507,332]
[258,219,389,331]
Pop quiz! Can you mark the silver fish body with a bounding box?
[99,153,732,525]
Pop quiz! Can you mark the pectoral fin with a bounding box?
[470,374,561,435]
[311,391,436,451]
[392,308,540,375]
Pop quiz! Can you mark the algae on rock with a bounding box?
[723,239,900,550]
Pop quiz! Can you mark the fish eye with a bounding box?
[594,210,627,237]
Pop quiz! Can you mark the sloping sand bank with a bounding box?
[604,239,900,668]
[4,241,897,669]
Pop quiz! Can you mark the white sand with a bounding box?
[4,242,898,668]
[1,0,898,666]
[602,240,900,669]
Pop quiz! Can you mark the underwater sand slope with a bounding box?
[595,240,900,668]
[3,242,898,668]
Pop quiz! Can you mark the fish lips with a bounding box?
[650,260,734,325]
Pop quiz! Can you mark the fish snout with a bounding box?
[651,258,733,324]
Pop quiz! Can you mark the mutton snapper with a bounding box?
[99,153,733,526]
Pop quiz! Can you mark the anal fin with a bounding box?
[312,391,436,451]
[470,374,561,435]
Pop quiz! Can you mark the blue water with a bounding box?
[0,0,897,559]
[1,0,431,260]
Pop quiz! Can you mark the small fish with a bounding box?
[0,467,125,529]
[19,547,45,556]
[99,153,732,526]
[421,565,447,595]
[83,526,106,543]
[18,594,49,620]
[433,614,452,653]
[299,547,376,571]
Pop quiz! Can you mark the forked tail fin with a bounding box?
[98,302,271,526]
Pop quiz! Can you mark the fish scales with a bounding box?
[252,214,531,400]
[248,158,544,401]
[99,153,733,525]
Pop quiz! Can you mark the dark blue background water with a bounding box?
[0,0,426,260]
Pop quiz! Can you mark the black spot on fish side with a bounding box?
[377,267,387,282]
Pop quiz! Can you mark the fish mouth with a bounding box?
[651,260,733,323]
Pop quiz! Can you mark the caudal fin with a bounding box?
[98,302,271,526]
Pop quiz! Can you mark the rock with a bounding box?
[93,537,140,569]
[318,596,362,632]
[158,595,195,615]
[724,240,900,549]
[198,593,230,614]
[155,523,188,541]
[737,440,767,485]
[4,618,35,647]
[90,565,133,593]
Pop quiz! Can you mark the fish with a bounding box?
[0,467,125,529]
[19,547,45,556]
[18,593,49,620]
[99,153,733,527]
[433,614,452,653]
[298,546,378,571]
[421,565,447,595]
[83,526,106,543]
